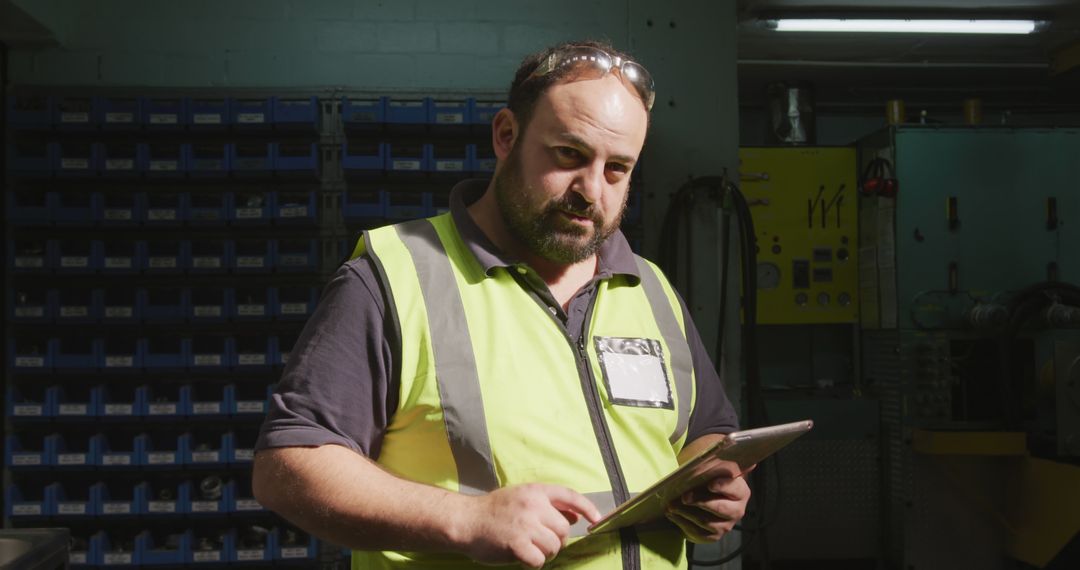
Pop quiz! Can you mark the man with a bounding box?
[253,41,750,569]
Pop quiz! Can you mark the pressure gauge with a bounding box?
[757,262,781,289]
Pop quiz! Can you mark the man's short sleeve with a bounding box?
[254,256,398,458]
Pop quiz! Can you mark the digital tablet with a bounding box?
[587,419,813,534]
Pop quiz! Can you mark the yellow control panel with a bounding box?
[739,147,859,324]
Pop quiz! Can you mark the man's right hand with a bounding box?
[454,483,601,568]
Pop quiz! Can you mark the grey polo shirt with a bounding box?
[256,179,739,458]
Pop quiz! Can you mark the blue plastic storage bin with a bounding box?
[342,140,387,173]
[46,481,94,516]
[54,287,97,323]
[232,336,276,371]
[9,287,51,323]
[142,97,188,128]
[137,530,191,565]
[275,189,317,224]
[275,239,318,272]
[231,97,272,127]
[5,482,48,518]
[231,190,273,224]
[101,287,139,322]
[189,239,231,273]
[6,434,51,467]
[188,191,231,225]
[187,142,231,177]
[273,141,319,176]
[98,141,142,177]
[53,189,97,226]
[234,287,272,320]
[52,384,99,418]
[91,481,139,516]
[431,142,470,175]
[54,141,98,177]
[230,141,274,175]
[189,287,232,321]
[53,336,101,371]
[275,528,318,561]
[142,336,189,371]
[7,384,53,418]
[185,430,231,464]
[49,433,98,468]
[471,142,497,175]
[143,240,187,274]
[386,97,430,127]
[431,98,469,126]
[276,287,317,320]
[55,238,101,273]
[386,190,430,220]
[53,96,96,130]
[275,96,319,129]
[94,531,136,566]
[342,187,386,220]
[469,99,505,127]
[7,140,53,177]
[101,334,143,372]
[135,431,187,466]
[93,434,139,468]
[143,142,187,177]
[10,239,51,273]
[101,240,141,273]
[386,141,431,173]
[98,191,143,225]
[7,95,53,129]
[145,191,186,225]
[233,239,273,272]
[141,287,188,321]
[9,337,53,373]
[228,382,272,416]
[229,430,260,465]
[189,336,230,371]
[98,96,142,129]
[137,479,190,515]
[97,384,145,418]
[341,96,386,128]
[7,189,53,225]
[190,96,230,128]
[429,190,451,216]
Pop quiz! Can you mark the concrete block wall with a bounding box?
[9,0,630,91]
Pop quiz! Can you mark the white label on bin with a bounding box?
[150,113,177,124]
[281,303,308,315]
[237,549,265,561]
[280,206,308,218]
[103,454,131,466]
[192,501,219,512]
[105,403,133,416]
[59,403,88,415]
[238,304,265,317]
[149,256,177,268]
[104,502,131,514]
[61,305,89,317]
[106,159,134,171]
[14,504,42,516]
[13,454,42,465]
[237,256,265,268]
[59,453,87,465]
[104,553,132,565]
[104,208,133,220]
[192,450,220,462]
[280,352,290,364]
[238,112,265,124]
[238,354,266,366]
[193,401,221,414]
[106,306,134,318]
[106,112,133,123]
[69,552,88,564]
[234,448,254,461]
[193,354,221,366]
[436,112,464,124]
[15,306,45,318]
[61,158,89,170]
[59,502,86,514]
[392,159,421,171]
[105,355,134,368]
[62,112,89,123]
[194,551,222,562]
[281,547,308,559]
[60,256,89,268]
[194,305,222,318]
[236,207,264,219]
[478,159,496,171]
[149,403,176,415]
[436,160,464,172]
[194,113,222,125]
[148,452,175,464]
[105,256,133,268]
[15,356,44,368]
[14,404,43,416]
[148,501,176,513]
[280,254,309,267]
[15,257,44,268]
[192,256,221,268]
[391,101,423,108]
[237,400,265,413]
[149,160,178,172]
[236,499,262,511]
[147,208,177,220]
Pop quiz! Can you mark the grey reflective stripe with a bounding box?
[634,258,693,444]
[396,219,499,494]
[569,491,620,538]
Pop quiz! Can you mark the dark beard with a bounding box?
[492,147,628,264]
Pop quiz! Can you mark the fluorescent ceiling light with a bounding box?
[773,19,1039,34]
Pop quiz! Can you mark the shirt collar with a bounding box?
[448,179,641,284]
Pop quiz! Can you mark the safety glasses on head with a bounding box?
[527,45,656,111]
